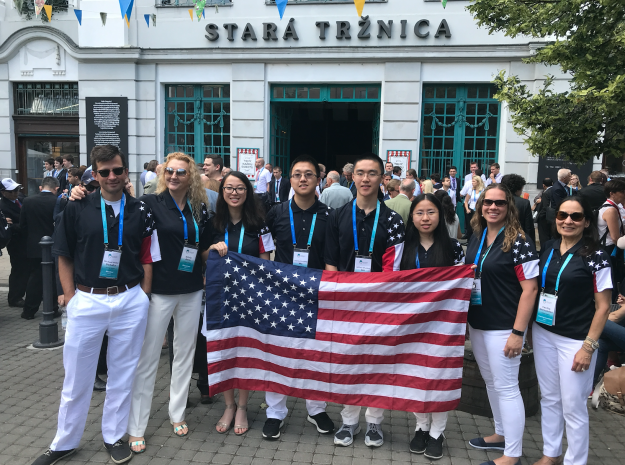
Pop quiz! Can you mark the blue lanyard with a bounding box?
[289,199,316,248]
[472,190,478,205]
[473,227,504,273]
[173,198,199,244]
[542,249,573,293]
[100,193,125,249]
[225,223,245,253]
[349,181,354,190]
[416,247,422,269]
[352,199,380,255]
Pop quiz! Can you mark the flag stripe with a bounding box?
[314,331,465,347]
[321,265,473,284]
[316,320,464,337]
[317,308,469,325]
[318,277,474,294]
[317,287,471,304]
[318,298,470,314]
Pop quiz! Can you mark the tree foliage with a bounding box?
[467,0,625,165]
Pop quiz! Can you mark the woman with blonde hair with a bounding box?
[568,174,582,192]
[464,175,485,241]
[127,152,211,453]
[422,179,434,194]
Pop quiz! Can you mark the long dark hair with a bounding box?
[213,171,266,233]
[400,193,455,270]
[434,189,456,225]
[552,196,600,257]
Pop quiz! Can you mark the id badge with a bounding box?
[293,248,309,267]
[100,249,122,280]
[354,255,373,273]
[470,278,482,306]
[536,292,557,326]
[178,245,198,272]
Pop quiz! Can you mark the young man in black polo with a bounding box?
[32,145,161,465]
[262,155,335,440]
[325,152,405,448]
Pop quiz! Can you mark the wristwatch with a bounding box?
[511,328,525,337]
[585,337,599,350]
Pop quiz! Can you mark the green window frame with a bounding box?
[165,84,230,165]
[271,84,381,102]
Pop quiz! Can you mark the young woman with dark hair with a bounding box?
[434,189,460,239]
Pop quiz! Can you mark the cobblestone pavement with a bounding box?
[1,254,624,465]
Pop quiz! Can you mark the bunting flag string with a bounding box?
[441,0,448,7]
[74,9,82,25]
[188,9,194,21]
[144,13,150,27]
[195,0,206,20]
[276,0,287,20]
[34,0,45,16]
[152,13,156,26]
[100,12,107,26]
[13,0,23,12]
[354,0,365,17]
[43,4,51,20]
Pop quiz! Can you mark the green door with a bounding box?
[270,104,292,171]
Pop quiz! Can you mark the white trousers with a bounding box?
[127,291,202,436]
[341,405,384,425]
[265,392,326,420]
[413,412,448,439]
[532,323,596,465]
[469,325,525,458]
[51,286,149,451]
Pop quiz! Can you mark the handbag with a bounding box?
[594,366,625,415]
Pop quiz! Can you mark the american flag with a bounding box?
[203,251,474,413]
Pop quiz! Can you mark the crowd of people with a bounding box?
[2,147,622,465]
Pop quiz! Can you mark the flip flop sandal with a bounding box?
[216,404,237,434]
[129,440,146,454]
[234,405,249,436]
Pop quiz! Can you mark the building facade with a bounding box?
[0,0,579,195]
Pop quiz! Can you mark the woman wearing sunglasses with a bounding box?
[127,153,211,454]
[206,171,275,435]
[464,184,539,465]
[399,193,464,460]
[532,197,611,465]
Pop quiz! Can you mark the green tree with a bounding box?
[467,0,625,166]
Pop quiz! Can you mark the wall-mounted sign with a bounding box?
[86,97,129,161]
[237,148,259,180]
[387,150,411,179]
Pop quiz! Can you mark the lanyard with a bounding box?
[289,199,317,249]
[472,190,478,205]
[473,227,504,273]
[100,193,125,250]
[225,223,245,253]
[416,247,421,269]
[352,199,380,255]
[542,249,573,293]
[349,181,354,190]
[173,198,199,244]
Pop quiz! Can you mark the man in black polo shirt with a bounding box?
[32,145,161,465]
[325,152,405,448]
[263,155,334,441]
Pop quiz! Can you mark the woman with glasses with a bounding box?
[532,197,611,465]
[399,193,464,460]
[464,184,539,465]
[464,175,486,241]
[127,153,211,454]
[207,171,275,435]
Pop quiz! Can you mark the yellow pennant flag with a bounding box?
[188,9,194,21]
[125,16,130,27]
[43,4,52,21]
[354,0,365,16]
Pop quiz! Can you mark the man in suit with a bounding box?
[55,156,68,193]
[0,178,28,307]
[501,174,535,243]
[579,170,607,211]
[448,166,461,202]
[549,168,574,209]
[340,163,357,198]
[385,178,415,224]
[20,176,60,320]
[268,166,291,206]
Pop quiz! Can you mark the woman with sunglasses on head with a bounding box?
[206,171,275,435]
[464,175,485,241]
[532,197,611,465]
[399,193,464,460]
[464,184,539,465]
[127,153,211,454]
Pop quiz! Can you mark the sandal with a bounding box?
[216,404,236,434]
[234,404,249,436]
[171,421,189,437]
[129,439,146,454]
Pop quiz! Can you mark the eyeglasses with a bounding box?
[223,186,247,194]
[165,167,188,177]
[290,172,317,180]
[96,167,125,178]
[413,210,438,217]
[354,171,381,179]
[556,211,585,222]
[85,184,97,192]
[483,199,508,207]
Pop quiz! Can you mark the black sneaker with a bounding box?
[104,440,132,464]
[424,434,444,460]
[31,449,76,465]
[364,423,383,447]
[262,418,284,440]
[307,412,335,434]
[409,429,429,454]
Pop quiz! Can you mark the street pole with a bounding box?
[33,236,63,349]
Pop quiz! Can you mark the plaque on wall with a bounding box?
[237,148,259,180]
[86,97,129,162]
[536,155,593,187]
[387,150,411,179]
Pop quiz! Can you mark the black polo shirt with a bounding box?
[140,191,211,295]
[465,231,539,330]
[536,239,612,340]
[403,239,465,270]
[207,218,275,258]
[266,199,331,270]
[325,199,405,272]
[53,190,160,288]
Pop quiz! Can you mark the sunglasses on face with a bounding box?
[165,167,188,177]
[96,167,125,178]
[556,211,585,222]
[85,184,97,192]
[483,199,508,207]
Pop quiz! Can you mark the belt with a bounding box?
[76,279,141,296]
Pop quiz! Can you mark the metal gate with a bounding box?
[270,104,292,172]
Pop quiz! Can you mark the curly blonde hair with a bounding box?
[155,152,208,222]
[471,174,485,194]
[470,183,525,253]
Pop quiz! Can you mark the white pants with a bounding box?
[340,405,384,425]
[469,325,525,458]
[51,286,149,451]
[413,412,448,439]
[128,291,202,436]
[532,323,596,465]
[265,392,326,420]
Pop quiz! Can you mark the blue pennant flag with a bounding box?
[125,0,134,21]
[144,13,150,27]
[118,0,130,18]
[275,0,287,19]
[74,9,82,25]
[202,9,205,18]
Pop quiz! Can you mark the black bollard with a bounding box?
[33,236,63,349]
